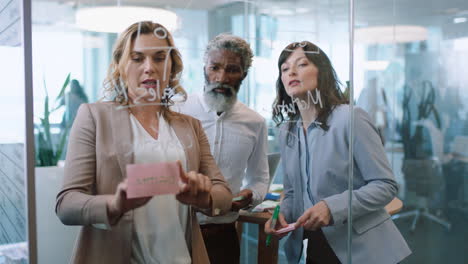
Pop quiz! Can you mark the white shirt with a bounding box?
[129,114,191,264]
[174,93,269,224]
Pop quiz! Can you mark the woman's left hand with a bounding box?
[296,201,332,230]
[176,162,212,209]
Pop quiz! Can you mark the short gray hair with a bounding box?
[204,33,254,74]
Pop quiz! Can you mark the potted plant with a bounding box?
[34,73,82,263]
[35,73,70,167]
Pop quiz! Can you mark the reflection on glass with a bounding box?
[27,0,468,263]
[0,0,28,263]
[355,0,468,263]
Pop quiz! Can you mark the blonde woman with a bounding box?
[56,21,232,264]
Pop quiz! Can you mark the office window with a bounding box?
[4,0,465,263]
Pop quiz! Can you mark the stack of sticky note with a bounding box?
[126,161,181,198]
[251,200,280,212]
[264,192,281,201]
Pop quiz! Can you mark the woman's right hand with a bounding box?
[264,212,289,238]
[106,179,151,225]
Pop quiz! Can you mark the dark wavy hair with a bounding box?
[272,41,348,131]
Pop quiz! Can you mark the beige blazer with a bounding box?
[55,102,232,264]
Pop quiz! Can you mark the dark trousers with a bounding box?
[305,229,341,264]
[200,223,240,264]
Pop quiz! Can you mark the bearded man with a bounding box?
[175,34,269,264]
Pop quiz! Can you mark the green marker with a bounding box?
[266,204,280,246]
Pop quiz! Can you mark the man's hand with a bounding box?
[231,189,253,211]
[295,201,332,230]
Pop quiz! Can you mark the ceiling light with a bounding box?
[364,60,390,71]
[453,17,467,24]
[356,25,428,44]
[295,8,310,14]
[75,6,178,33]
[271,9,294,16]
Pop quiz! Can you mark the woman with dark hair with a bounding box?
[265,41,411,264]
[55,21,232,264]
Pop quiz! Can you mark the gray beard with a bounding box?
[203,83,238,113]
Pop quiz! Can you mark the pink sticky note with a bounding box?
[274,223,297,235]
[126,161,181,198]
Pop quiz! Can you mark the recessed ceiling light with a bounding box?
[364,60,390,71]
[75,6,178,33]
[296,8,310,14]
[271,8,294,16]
[453,17,467,24]
[356,25,428,44]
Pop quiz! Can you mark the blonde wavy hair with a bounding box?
[103,21,186,119]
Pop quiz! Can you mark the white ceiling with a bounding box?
[36,0,468,28]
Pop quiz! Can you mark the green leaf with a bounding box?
[40,115,53,155]
[36,74,73,167]
[44,94,50,119]
[36,132,45,166]
[51,74,70,112]
[56,73,71,102]
[54,126,70,165]
[37,131,53,166]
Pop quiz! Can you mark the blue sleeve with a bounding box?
[323,107,398,225]
[278,126,295,223]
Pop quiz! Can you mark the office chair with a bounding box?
[267,152,281,186]
[392,159,451,231]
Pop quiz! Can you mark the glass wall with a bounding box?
[0,0,30,263]
[2,0,466,263]
[354,0,468,263]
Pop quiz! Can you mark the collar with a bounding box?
[297,116,322,133]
